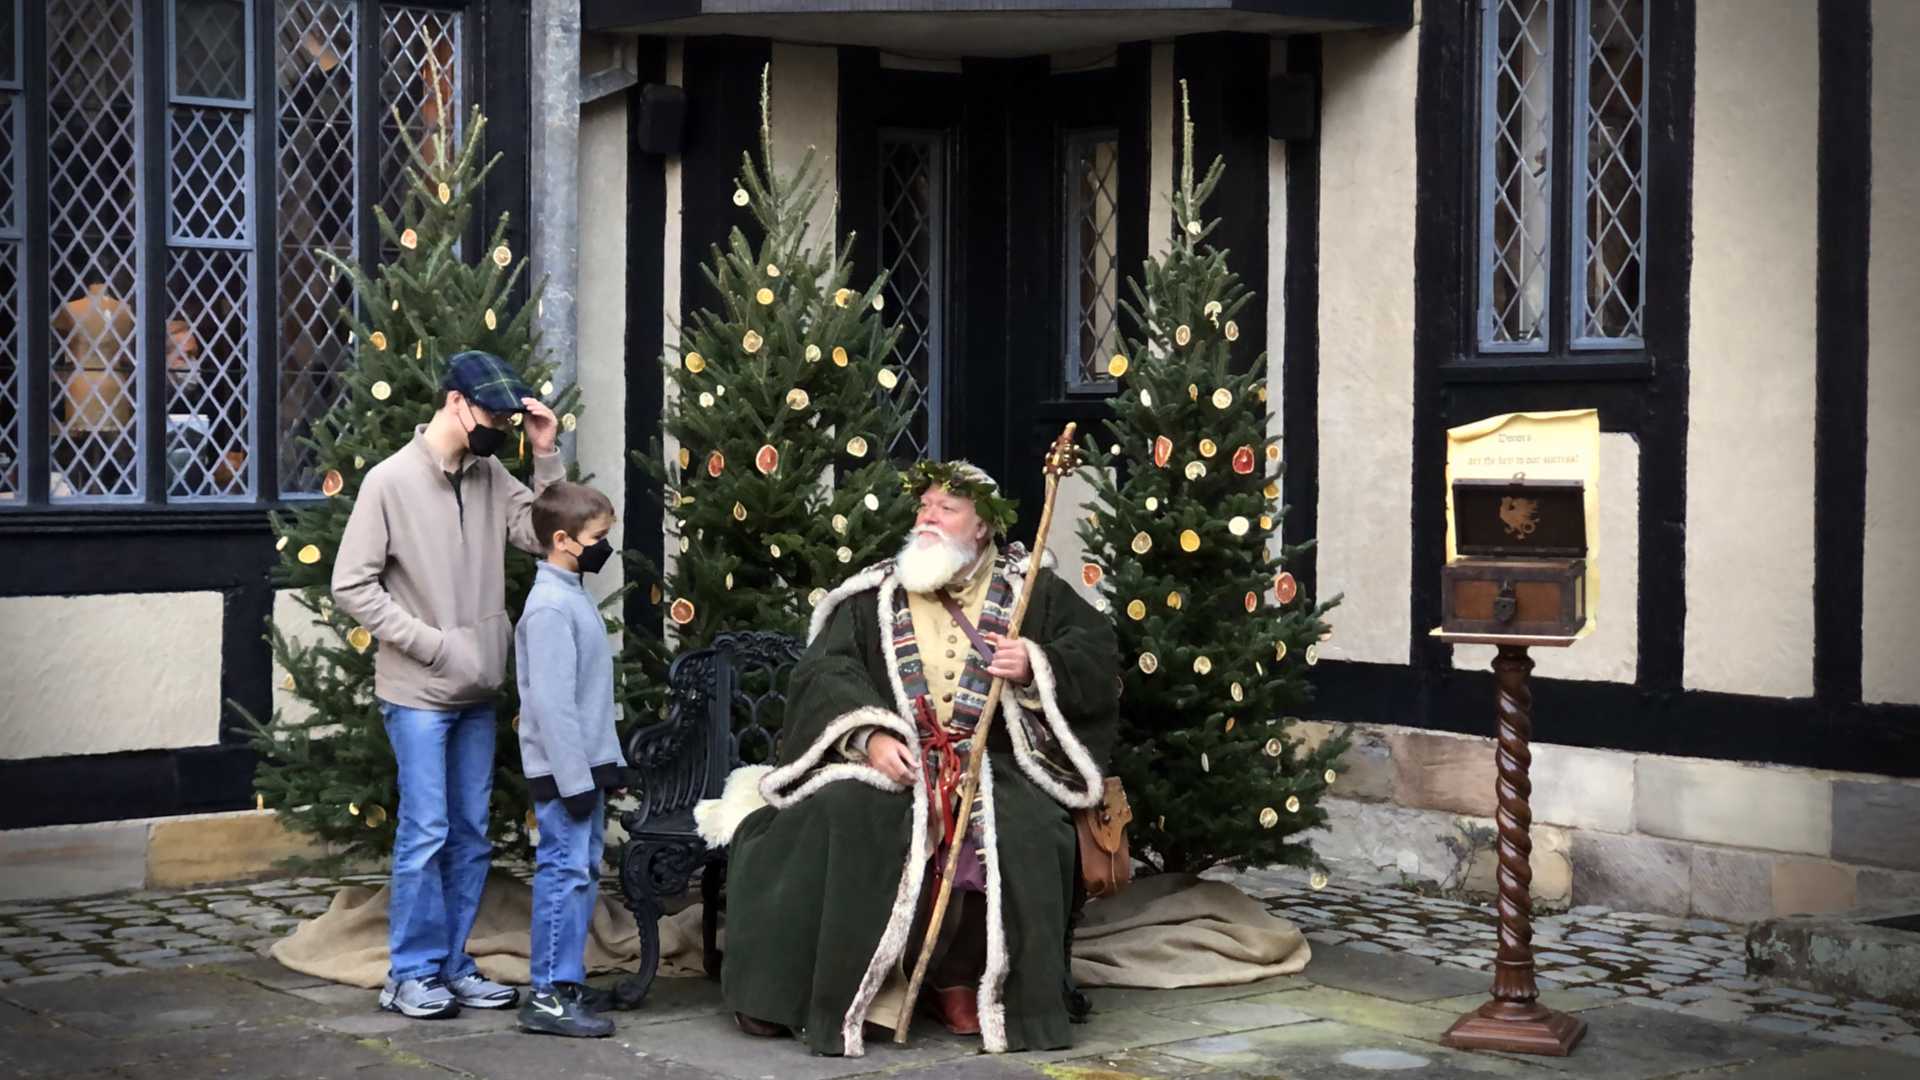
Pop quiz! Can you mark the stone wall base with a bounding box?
[0,811,338,901]
[1299,720,1920,922]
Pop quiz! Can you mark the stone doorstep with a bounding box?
[1,810,348,903]
[1749,908,1920,1011]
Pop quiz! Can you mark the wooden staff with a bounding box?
[894,423,1083,1043]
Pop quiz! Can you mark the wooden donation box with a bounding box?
[1442,478,1586,638]
[1435,409,1598,1058]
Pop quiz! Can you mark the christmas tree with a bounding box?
[248,105,631,863]
[1077,84,1348,877]
[634,67,917,658]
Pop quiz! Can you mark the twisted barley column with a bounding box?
[1488,644,1547,1015]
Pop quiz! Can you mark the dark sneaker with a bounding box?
[558,981,614,1013]
[378,976,459,1019]
[519,989,614,1038]
[447,972,519,1010]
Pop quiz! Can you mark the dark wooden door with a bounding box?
[840,49,1149,524]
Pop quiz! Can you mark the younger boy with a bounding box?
[514,481,626,1038]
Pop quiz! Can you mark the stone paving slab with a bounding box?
[1247,985,1468,1042]
[1156,1017,1544,1078]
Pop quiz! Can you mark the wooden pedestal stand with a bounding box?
[1437,638,1587,1057]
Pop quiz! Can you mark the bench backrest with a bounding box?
[622,630,804,835]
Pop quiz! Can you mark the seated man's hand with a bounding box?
[866,731,919,786]
[983,633,1032,686]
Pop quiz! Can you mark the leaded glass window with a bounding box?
[48,0,144,500]
[0,0,483,509]
[1064,130,1119,390]
[1572,0,1646,345]
[276,0,357,493]
[878,130,944,460]
[1477,0,1552,351]
[1474,0,1649,355]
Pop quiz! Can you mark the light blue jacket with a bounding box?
[515,562,625,812]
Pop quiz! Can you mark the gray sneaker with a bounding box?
[447,972,519,1010]
[379,975,459,1019]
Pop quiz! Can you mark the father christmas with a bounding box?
[716,460,1118,1056]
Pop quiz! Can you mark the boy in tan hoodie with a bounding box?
[331,350,565,1019]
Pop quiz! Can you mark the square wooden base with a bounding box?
[1441,1002,1587,1056]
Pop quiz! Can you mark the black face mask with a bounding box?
[574,538,614,575]
[461,402,509,458]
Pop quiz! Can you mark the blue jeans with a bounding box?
[530,791,605,992]
[381,701,496,983]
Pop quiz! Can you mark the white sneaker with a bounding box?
[447,971,519,1010]
[379,975,459,1019]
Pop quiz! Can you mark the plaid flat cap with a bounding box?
[443,350,534,414]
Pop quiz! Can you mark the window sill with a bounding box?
[1440,354,1655,383]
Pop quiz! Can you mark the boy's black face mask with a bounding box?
[575,538,614,575]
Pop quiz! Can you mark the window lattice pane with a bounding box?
[1479,0,1553,349]
[49,0,142,500]
[175,0,249,101]
[1576,0,1647,343]
[1067,134,1119,389]
[170,107,249,241]
[0,244,18,497]
[878,134,942,460]
[166,247,253,498]
[276,0,357,492]
[380,5,460,231]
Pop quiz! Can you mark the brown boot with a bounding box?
[733,1012,789,1038]
[925,986,980,1036]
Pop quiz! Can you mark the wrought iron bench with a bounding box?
[609,628,1092,1022]
[612,630,801,1009]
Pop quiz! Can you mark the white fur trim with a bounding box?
[758,706,911,808]
[838,571,929,1056]
[806,564,892,646]
[976,758,1010,1052]
[693,765,772,847]
[997,564,1103,811]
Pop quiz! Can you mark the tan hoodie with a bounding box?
[331,426,564,709]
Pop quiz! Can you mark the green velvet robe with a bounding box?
[720,553,1118,1056]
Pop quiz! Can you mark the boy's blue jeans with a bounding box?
[530,791,605,991]
[381,701,496,983]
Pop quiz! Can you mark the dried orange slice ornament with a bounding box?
[1081,563,1103,588]
[669,598,696,625]
[707,451,726,478]
[755,444,780,475]
[1179,529,1201,552]
[1275,571,1298,604]
[1232,446,1256,475]
[1153,436,1173,468]
[346,626,372,653]
[1244,591,1259,613]
[321,470,344,497]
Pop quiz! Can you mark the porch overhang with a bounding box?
[581,1,1413,57]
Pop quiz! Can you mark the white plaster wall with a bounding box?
[0,593,223,759]
[1315,28,1418,665]
[1683,1,1819,698]
[1266,38,1288,565]
[1862,0,1920,705]
[1455,433,1640,682]
[769,43,840,250]
[579,89,629,608]
[269,589,327,730]
[1149,42,1175,259]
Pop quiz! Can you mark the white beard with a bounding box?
[894,528,979,594]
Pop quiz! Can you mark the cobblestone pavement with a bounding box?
[1239,867,1920,1058]
[2,868,1915,1065]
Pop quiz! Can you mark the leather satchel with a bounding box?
[1075,777,1134,899]
[935,593,1135,897]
